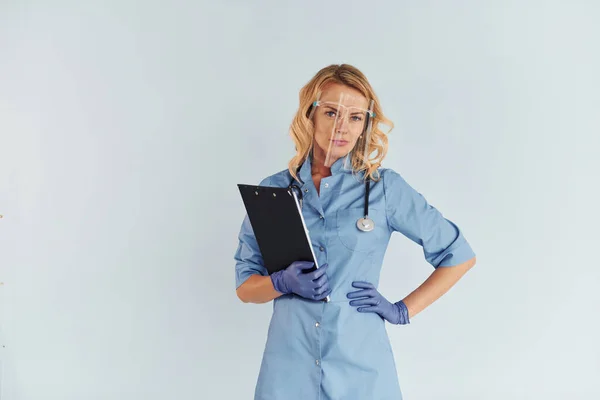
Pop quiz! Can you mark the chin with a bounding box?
[315,141,352,161]
[328,149,351,162]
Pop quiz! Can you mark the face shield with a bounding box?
[308,91,375,173]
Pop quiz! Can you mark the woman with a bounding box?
[234,64,476,399]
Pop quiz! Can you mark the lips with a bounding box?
[331,139,348,146]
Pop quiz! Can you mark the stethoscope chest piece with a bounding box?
[357,217,375,232]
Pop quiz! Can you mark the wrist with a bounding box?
[393,300,410,325]
[270,270,290,294]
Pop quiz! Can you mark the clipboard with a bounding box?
[237,183,330,302]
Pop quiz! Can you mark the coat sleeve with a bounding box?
[382,169,476,268]
[233,177,270,289]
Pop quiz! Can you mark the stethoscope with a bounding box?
[289,170,374,233]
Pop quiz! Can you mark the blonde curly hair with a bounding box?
[288,64,393,182]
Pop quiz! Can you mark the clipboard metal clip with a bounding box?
[288,184,303,209]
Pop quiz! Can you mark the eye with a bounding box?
[351,115,363,122]
[325,111,337,118]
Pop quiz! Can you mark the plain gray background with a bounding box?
[1,1,599,399]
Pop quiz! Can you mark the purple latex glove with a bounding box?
[347,281,410,325]
[270,261,331,301]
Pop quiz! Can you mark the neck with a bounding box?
[311,153,332,178]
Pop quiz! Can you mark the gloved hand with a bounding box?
[347,281,410,325]
[270,261,331,300]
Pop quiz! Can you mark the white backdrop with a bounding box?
[1,1,599,399]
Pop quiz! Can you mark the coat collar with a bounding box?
[296,153,352,186]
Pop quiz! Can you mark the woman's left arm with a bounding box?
[402,256,476,319]
[348,169,477,323]
[378,169,478,322]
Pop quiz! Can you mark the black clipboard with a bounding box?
[237,183,330,302]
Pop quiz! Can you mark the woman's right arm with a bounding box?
[234,214,282,304]
[236,275,283,304]
[234,201,330,303]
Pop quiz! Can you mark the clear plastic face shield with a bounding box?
[308,91,375,174]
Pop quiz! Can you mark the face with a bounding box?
[311,83,370,167]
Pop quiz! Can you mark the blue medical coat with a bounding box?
[234,155,476,399]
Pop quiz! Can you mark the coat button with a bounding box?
[319,246,324,252]
[315,359,320,366]
[315,322,320,327]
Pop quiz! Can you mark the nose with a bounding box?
[335,112,349,133]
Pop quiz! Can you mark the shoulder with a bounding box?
[377,167,422,200]
[377,167,408,188]
[257,167,293,188]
